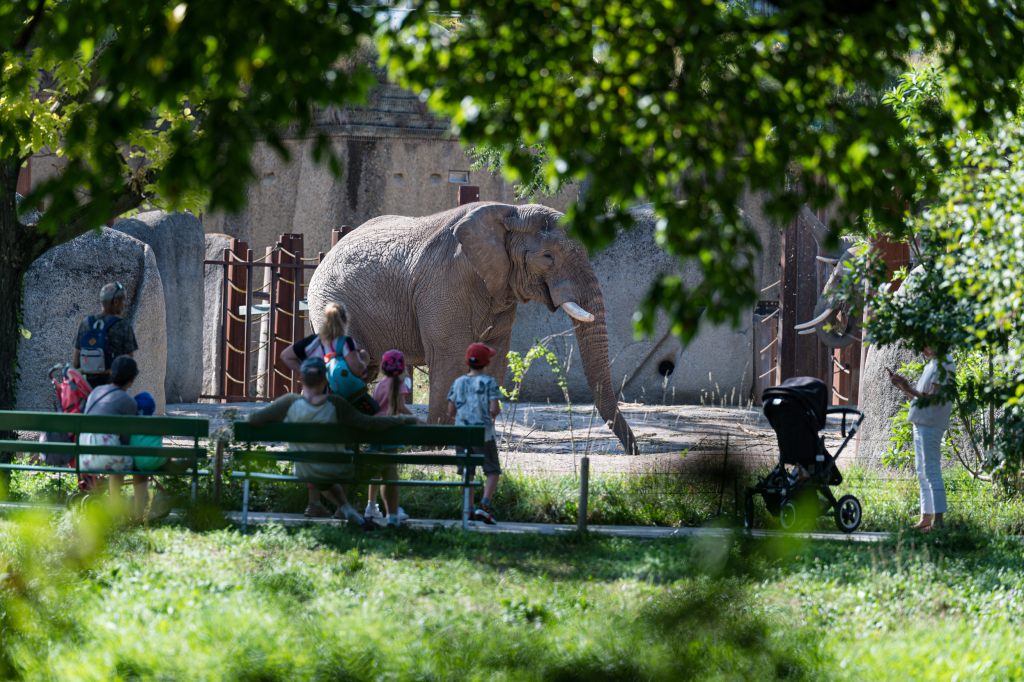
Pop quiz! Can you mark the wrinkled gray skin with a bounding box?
[308,202,639,455]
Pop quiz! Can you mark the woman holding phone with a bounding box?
[888,348,956,532]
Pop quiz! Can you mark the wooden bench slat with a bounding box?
[230,471,482,487]
[0,441,204,458]
[234,450,483,466]
[233,421,485,447]
[0,411,209,438]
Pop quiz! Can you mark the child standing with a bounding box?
[365,349,416,527]
[447,343,502,524]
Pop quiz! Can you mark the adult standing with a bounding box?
[73,282,138,389]
[888,348,956,532]
[281,301,371,378]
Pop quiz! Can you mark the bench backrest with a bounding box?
[233,421,485,449]
[0,410,209,439]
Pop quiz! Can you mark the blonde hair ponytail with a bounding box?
[320,302,349,341]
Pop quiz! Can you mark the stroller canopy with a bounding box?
[762,377,828,431]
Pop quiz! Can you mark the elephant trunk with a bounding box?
[551,262,639,455]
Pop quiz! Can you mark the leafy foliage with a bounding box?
[2,0,375,235]
[862,65,1024,481]
[382,1,1024,339]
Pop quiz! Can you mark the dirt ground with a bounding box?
[167,400,859,476]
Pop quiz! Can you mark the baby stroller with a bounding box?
[42,363,99,494]
[744,377,864,533]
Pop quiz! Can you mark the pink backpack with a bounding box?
[48,363,92,414]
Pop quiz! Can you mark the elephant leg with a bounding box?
[427,352,466,425]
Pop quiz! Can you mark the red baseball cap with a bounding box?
[466,342,496,368]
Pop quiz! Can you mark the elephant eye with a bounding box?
[542,252,555,264]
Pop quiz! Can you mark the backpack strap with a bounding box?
[101,315,121,331]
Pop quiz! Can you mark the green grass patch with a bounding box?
[1,511,1023,680]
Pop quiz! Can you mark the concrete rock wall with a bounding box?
[202,233,232,399]
[855,343,921,465]
[113,211,205,402]
[204,137,578,259]
[19,228,168,413]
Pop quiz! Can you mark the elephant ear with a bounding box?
[452,204,514,303]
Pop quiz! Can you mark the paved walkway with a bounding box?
[225,510,891,543]
[0,502,888,543]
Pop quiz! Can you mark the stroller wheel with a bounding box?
[834,494,862,533]
[778,500,799,530]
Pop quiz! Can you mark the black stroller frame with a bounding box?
[744,377,866,533]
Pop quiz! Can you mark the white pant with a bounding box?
[913,424,947,514]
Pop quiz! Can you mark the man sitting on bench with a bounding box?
[247,357,417,528]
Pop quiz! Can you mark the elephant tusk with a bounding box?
[561,301,595,323]
[793,306,834,330]
[797,327,818,335]
[815,255,840,265]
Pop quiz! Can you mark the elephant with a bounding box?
[307,201,640,455]
[792,206,861,348]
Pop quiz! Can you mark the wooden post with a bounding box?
[271,234,303,397]
[577,456,590,532]
[779,216,831,383]
[222,239,250,400]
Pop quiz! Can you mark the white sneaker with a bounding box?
[364,503,383,520]
[386,514,404,528]
[396,507,409,523]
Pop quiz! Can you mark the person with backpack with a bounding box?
[73,282,138,388]
[248,357,418,528]
[279,301,375,517]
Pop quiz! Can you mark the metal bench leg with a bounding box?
[191,467,198,504]
[242,478,250,534]
[462,467,471,531]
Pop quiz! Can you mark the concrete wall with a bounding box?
[204,135,578,258]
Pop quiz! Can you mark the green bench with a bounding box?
[231,421,487,531]
[0,410,210,503]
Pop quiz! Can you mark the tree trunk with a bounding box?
[0,160,28,411]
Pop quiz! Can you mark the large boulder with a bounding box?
[202,234,232,399]
[113,211,205,402]
[18,228,168,413]
[854,343,920,465]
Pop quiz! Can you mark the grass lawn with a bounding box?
[2,508,1024,680]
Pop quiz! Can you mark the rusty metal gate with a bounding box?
[202,228,349,402]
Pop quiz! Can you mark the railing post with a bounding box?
[223,239,250,400]
[577,456,590,533]
[213,440,224,503]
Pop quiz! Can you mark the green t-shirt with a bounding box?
[129,434,165,471]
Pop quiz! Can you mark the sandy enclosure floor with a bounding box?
[166,401,860,476]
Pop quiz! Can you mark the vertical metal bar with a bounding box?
[462,463,471,530]
[191,435,199,503]
[213,440,224,503]
[242,477,250,533]
[577,456,590,532]
[243,248,254,397]
[717,435,729,517]
[267,248,279,397]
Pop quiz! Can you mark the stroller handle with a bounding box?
[825,406,864,448]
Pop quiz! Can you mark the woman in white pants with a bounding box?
[888,349,955,532]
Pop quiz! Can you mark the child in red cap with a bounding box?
[447,342,502,524]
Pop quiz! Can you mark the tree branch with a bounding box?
[28,171,151,261]
[13,0,47,52]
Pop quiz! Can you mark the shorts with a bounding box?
[457,439,500,477]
